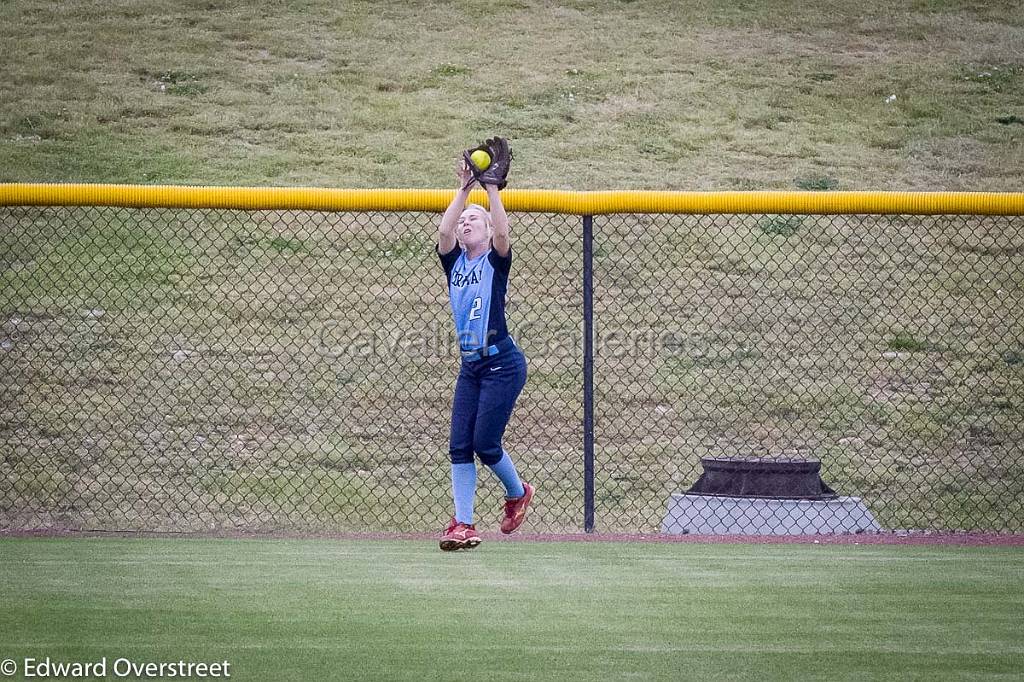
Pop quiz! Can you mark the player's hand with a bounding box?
[456,158,475,189]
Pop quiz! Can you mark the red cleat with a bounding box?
[500,482,535,534]
[439,518,481,551]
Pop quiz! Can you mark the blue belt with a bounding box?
[460,336,515,360]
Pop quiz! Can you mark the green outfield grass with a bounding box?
[1,538,1022,681]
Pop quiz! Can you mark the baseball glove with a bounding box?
[462,136,512,190]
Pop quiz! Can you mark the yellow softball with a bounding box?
[470,149,491,171]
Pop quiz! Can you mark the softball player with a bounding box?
[435,159,534,551]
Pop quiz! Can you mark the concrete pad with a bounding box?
[661,494,883,535]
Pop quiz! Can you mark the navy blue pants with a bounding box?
[448,345,528,466]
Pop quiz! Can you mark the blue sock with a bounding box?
[451,463,477,524]
[487,451,525,499]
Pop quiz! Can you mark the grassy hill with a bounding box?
[1,0,1022,190]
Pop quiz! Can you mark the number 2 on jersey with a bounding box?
[469,297,482,320]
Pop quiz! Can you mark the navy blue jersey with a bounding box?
[437,241,512,351]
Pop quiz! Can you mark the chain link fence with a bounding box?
[594,213,1023,533]
[1,205,1022,533]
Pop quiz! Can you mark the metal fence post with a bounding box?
[582,214,595,533]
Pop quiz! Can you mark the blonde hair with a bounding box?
[458,204,494,250]
[463,203,493,229]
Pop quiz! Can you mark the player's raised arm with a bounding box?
[438,159,474,254]
[486,184,510,257]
